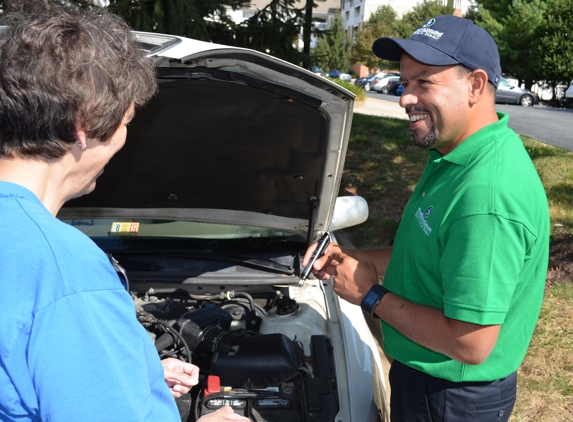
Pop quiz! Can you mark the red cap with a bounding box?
[205,375,221,397]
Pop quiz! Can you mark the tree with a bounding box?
[108,0,249,42]
[535,0,573,89]
[232,0,307,66]
[350,5,398,72]
[467,0,547,89]
[108,0,308,66]
[350,1,454,72]
[313,11,350,71]
[395,0,454,38]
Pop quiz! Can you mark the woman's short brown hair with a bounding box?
[0,4,157,160]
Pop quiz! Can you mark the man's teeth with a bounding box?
[410,114,429,122]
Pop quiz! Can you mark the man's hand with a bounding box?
[302,241,344,281]
[303,239,392,283]
[161,358,199,398]
[197,406,251,421]
[325,251,379,306]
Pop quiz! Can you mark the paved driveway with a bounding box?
[355,95,573,151]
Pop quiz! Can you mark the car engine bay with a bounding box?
[131,281,339,422]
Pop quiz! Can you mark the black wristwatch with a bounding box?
[360,284,390,318]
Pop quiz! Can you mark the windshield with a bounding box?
[61,218,305,252]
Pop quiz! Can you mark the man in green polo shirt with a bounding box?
[303,14,549,421]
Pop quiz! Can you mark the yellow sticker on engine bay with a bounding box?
[110,222,140,234]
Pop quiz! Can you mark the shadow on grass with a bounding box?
[342,114,426,247]
[547,183,573,210]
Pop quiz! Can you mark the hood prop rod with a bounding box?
[306,196,319,246]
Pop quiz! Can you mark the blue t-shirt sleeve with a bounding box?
[28,287,178,422]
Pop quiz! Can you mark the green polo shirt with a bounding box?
[382,112,549,382]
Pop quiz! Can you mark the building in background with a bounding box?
[226,0,339,49]
[343,0,472,41]
[345,0,473,77]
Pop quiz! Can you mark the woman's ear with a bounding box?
[76,130,87,152]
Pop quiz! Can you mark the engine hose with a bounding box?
[233,292,257,325]
[154,319,192,362]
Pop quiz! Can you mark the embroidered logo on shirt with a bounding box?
[416,207,433,235]
[425,206,433,218]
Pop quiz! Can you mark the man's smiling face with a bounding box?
[399,54,473,156]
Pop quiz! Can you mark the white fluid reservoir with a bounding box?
[259,301,328,356]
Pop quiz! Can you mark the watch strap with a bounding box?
[360,284,389,318]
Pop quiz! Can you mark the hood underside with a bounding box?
[60,38,354,240]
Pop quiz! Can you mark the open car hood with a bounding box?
[60,33,355,242]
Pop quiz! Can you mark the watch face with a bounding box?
[361,285,387,316]
[363,289,380,308]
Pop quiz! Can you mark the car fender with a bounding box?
[322,275,390,421]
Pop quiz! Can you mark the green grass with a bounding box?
[343,114,573,421]
[325,77,368,104]
[342,114,427,247]
[513,283,573,421]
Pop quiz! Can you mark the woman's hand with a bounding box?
[161,358,199,398]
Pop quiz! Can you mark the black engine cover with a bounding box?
[210,333,301,388]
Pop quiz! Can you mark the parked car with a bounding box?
[354,72,399,91]
[327,69,352,81]
[354,73,378,91]
[58,31,389,422]
[565,79,573,105]
[310,65,326,77]
[395,83,404,96]
[495,77,539,107]
[373,75,401,94]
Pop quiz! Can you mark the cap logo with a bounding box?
[422,18,436,28]
[412,26,444,41]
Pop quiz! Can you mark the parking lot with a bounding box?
[358,91,573,151]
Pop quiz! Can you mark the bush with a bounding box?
[326,77,367,104]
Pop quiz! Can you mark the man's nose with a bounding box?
[399,87,417,109]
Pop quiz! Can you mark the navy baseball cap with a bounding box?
[372,15,501,88]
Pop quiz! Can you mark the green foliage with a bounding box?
[350,1,455,72]
[395,0,455,38]
[232,0,307,66]
[326,78,367,103]
[313,12,350,72]
[108,0,249,41]
[107,0,307,66]
[367,4,398,28]
[469,0,573,90]
[350,6,398,72]
[536,0,573,84]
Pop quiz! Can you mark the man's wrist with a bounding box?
[360,284,390,318]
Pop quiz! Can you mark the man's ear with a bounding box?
[468,69,489,104]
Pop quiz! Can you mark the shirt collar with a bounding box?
[429,112,509,166]
[0,180,45,208]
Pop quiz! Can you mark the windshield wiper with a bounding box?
[108,248,296,275]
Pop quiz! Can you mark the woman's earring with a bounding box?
[77,143,87,151]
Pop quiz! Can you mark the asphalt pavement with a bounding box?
[354,95,408,121]
[353,93,573,151]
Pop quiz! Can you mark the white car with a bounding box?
[566,79,573,105]
[372,75,400,94]
[58,32,389,422]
